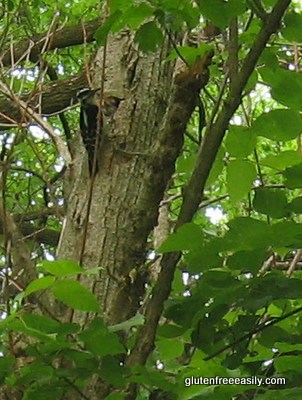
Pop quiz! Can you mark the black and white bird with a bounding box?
[77,88,122,177]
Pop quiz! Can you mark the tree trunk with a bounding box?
[58,30,179,327]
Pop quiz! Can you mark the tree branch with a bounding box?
[125,51,214,370]
[0,18,102,67]
[0,218,60,246]
[0,71,88,129]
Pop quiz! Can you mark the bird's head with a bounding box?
[102,96,123,116]
[76,88,101,106]
[77,88,123,114]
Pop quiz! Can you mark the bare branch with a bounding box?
[0,18,102,67]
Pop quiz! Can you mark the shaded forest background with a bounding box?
[1,0,302,399]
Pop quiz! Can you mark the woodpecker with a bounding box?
[77,88,122,176]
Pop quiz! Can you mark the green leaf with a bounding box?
[52,280,100,312]
[271,221,302,248]
[260,68,302,110]
[288,197,302,213]
[283,163,302,189]
[225,217,273,251]
[109,314,144,332]
[223,351,246,370]
[79,318,124,356]
[83,267,102,275]
[94,10,123,45]
[156,337,183,359]
[283,12,302,43]
[158,223,203,253]
[207,303,229,324]
[253,188,288,218]
[157,323,186,338]
[40,260,84,276]
[275,342,302,353]
[177,152,197,177]
[275,355,302,372]
[15,316,77,342]
[9,320,57,341]
[123,3,154,29]
[240,273,302,310]
[167,44,212,64]
[225,125,256,157]
[7,0,14,11]
[260,48,279,69]
[197,0,246,28]
[165,297,201,327]
[254,388,302,400]
[63,349,97,367]
[172,268,185,294]
[178,1,200,28]
[0,356,14,383]
[23,384,63,400]
[191,318,215,351]
[129,365,175,392]
[177,383,216,400]
[25,275,55,296]
[135,21,163,52]
[19,313,62,334]
[227,249,268,273]
[203,270,237,289]
[186,239,223,273]
[100,355,127,387]
[15,361,54,385]
[0,313,18,332]
[251,109,302,141]
[226,160,257,201]
[31,339,72,354]
[245,70,258,93]
[110,0,129,13]
[155,0,199,30]
[261,151,302,170]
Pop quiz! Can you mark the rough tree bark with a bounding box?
[57,29,212,325]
